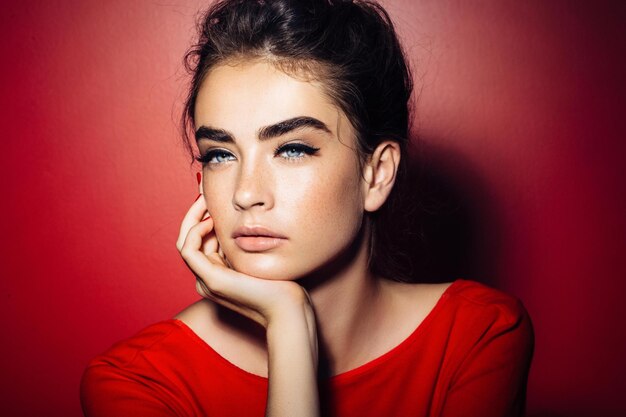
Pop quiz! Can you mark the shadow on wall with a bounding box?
[399,140,626,417]
[400,139,504,288]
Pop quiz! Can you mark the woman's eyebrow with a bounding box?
[258,116,331,140]
[194,126,232,143]
[195,116,332,143]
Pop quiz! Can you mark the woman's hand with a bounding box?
[176,194,320,417]
[176,195,316,334]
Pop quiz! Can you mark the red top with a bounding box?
[80,279,533,417]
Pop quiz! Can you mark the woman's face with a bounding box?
[194,60,367,280]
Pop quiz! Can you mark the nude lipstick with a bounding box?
[232,226,287,252]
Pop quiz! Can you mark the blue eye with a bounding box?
[195,149,236,165]
[275,143,320,160]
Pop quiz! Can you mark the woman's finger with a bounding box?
[201,226,219,257]
[201,234,219,256]
[176,196,210,252]
[217,244,232,268]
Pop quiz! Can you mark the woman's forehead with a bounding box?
[194,60,348,139]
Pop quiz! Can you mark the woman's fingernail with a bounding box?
[194,193,202,202]
[196,172,201,185]
[201,215,211,222]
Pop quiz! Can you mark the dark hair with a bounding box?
[181,0,415,282]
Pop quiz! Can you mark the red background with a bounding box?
[1,1,624,416]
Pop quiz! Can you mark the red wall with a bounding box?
[1,1,624,416]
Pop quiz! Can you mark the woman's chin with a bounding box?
[226,254,301,281]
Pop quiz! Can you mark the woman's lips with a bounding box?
[232,226,287,252]
[234,236,286,252]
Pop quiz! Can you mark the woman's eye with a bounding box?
[276,143,320,160]
[195,150,236,165]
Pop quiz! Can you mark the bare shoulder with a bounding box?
[379,280,455,335]
[374,280,454,351]
[174,299,269,377]
[382,280,454,311]
[174,298,217,339]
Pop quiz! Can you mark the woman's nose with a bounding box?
[232,162,274,211]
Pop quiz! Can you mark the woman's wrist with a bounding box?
[265,303,320,417]
[266,300,318,362]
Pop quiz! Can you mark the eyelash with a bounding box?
[195,143,320,165]
[275,143,320,160]
[195,150,234,165]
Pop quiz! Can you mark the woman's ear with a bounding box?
[362,140,401,212]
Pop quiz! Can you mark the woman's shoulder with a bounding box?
[442,279,530,323]
[80,318,202,411]
[426,279,534,355]
[380,278,532,352]
[383,278,530,332]
[84,319,192,371]
[174,298,269,377]
[80,305,266,415]
[83,299,228,375]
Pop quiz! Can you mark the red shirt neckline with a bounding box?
[171,279,461,385]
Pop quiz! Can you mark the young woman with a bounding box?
[81,1,533,416]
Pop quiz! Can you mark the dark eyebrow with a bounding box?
[195,116,332,143]
[257,116,331,140]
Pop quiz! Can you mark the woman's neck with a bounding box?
[299,225,391,377]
